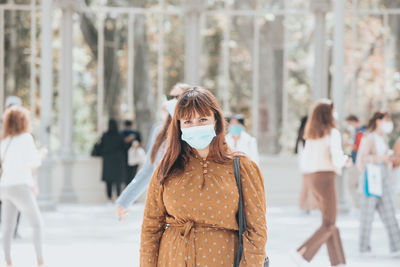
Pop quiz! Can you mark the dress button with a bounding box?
[203,170,208,174]
[204,164,208,168]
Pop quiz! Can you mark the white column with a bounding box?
[0,8,4,115]
[184,0,204,85]
[156,0,165,119]
[38,0,56,210]
[221,8,231,114]
[332,0,349,213]
[311,0,330,102]
[252,9,260,139]
[127,13,135,115]
[97,14,105,134]
[332,0,345,124]
[30,1,37,120]
[59,0,76,202]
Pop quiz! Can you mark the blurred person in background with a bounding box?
[293,99,348,267]
[115,83,191,220]
[344,115,366,209]
[295,116,318,214]
[96,119,127,202]
[1,106,47,267]
[225,114,260,165]
[121,120,142,186]
[356,111,400,257]
[0,96,23,240]
[390,135,400,197]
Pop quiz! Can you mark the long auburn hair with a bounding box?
[150,83,191,163]
[367,111,388,132]
[2,106,31,139]
[304,99,337,140]
[157,87,232,184]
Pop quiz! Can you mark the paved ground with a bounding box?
[2,204,400,266]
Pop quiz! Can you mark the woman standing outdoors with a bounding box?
[356,111,400,256]
[140,87,267,266]
[0,106,46,267]
[294,99,347,267]
[115,83,190,220]
[98,119,127,202]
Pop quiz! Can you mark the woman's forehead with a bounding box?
[180,111,213,120]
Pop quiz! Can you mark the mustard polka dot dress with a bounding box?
[140,154,267,267]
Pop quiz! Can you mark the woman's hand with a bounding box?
[116,205,129,221]
[376,154,391,163]
[39,147,48,161]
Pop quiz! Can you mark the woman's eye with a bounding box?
[200,118,208,122]
[183,121,191,125]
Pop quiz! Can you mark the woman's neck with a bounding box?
[195,147,209,160]
[374,129,384,136]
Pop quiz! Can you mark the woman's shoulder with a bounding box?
[236,154,258,170]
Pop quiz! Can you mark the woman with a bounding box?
[0,106,46,267]
[140,87,267,266]
[356,111,400,255]
[98,119,127,201]
[294,99,347,267]
[295,116,317,213]
[116,83,191,220]
[226,114,260,165]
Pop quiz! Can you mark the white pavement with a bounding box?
[1,204,400,267]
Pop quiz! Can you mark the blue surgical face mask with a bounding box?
[228,124,244,136]
[165,99,178,117]
[181,124,216,150]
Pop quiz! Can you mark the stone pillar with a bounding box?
[38,0,56,210]
[332,0,349,213]
[310,0,330,102]
[183,0,205,85]
[58,0,78,202]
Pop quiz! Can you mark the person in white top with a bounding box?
[294,99,348,267]
[225,114,260,165]
[356,111,400,256]
[295,116,317,213]
[0,106,46,267]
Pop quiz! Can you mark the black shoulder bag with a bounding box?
[233,156,269,267]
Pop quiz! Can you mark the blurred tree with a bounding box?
[80,0,155,144]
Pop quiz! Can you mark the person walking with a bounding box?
[226,114,260,165]
[115,83,191,220]
[121,120,142,186]
[344,115,366,209]
[140,87,267,266]
[0,96,23,240]
[356,111,400,256]
[97,119,127,202]
[295,116,317,214]
[293,99,347,267]
[0,106,46,267]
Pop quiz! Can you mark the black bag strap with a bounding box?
[233,156,246,267]
[233,156,269,267]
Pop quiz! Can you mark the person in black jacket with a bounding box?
[98,119,127,202]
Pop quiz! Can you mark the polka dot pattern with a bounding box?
[140,154,267,266]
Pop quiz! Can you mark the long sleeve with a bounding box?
[140,169,166,267]
[116,125,161,208]
[329,129,348,170]
[239,157,267,267]
[116,154,156,208]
